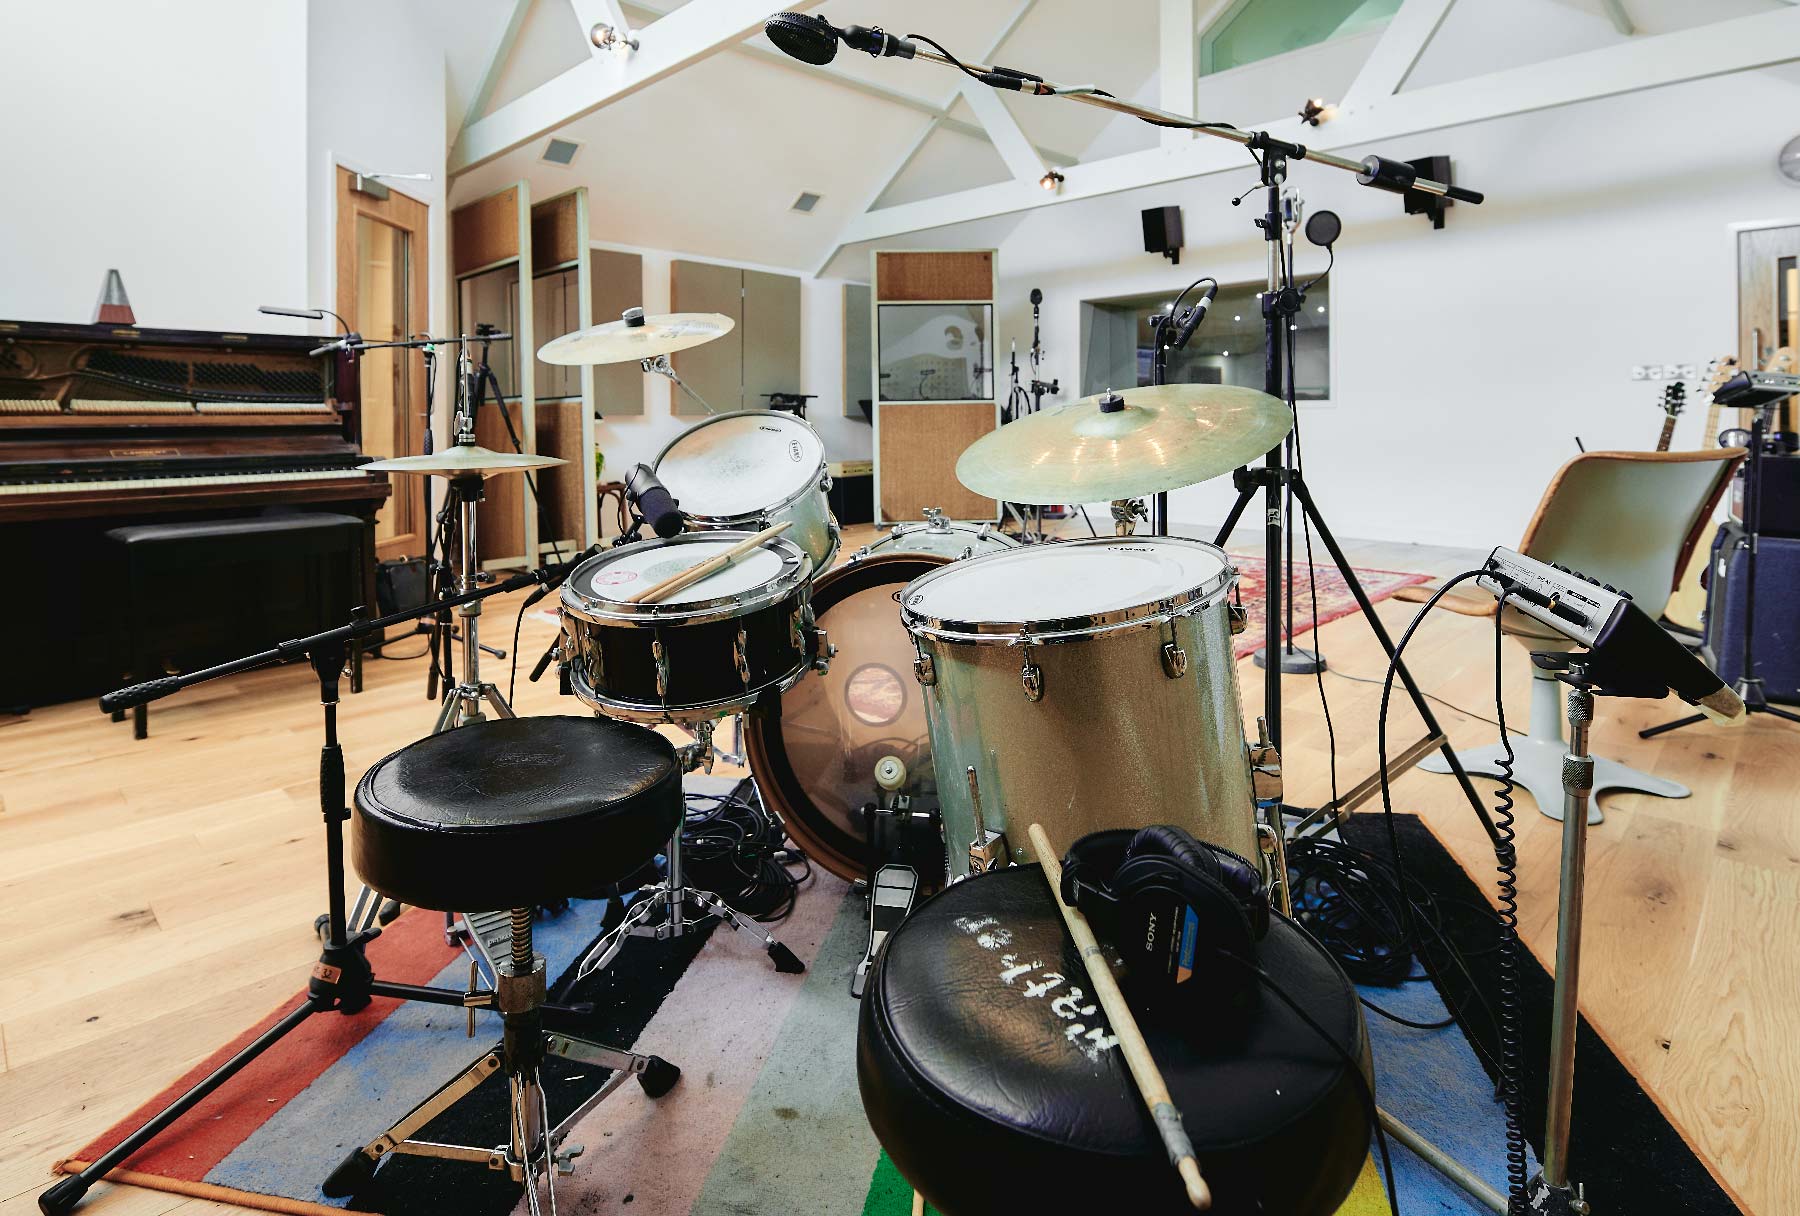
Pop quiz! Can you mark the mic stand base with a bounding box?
[1253,643,1326,675]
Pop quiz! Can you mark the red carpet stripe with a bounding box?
[68,908,460,1181]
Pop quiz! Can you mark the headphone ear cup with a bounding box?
[1126,824,1221,883]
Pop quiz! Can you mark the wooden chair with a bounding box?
[1408,448,1744,822]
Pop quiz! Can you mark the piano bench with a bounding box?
[105,513,371,740]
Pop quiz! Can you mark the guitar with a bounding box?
[1662,354,1747,631]
[1654,380,1686,452]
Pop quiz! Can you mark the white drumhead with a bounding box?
[906,536,1229,624]
[656,412,824,517]
[577,537,787,604]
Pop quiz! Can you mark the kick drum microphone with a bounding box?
[625,462,687,539]
[763,12,916,64]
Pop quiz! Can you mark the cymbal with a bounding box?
[362,443,566,477]
[538,311,735,366]
[955,383,1292,504]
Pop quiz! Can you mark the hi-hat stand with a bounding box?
[42,563,587,1216]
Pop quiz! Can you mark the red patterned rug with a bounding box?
[1226,552,1430,659]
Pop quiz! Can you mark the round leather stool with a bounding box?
[352,715,682,912]
[858,866,1371,1216]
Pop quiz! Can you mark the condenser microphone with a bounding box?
[1170,282,1218,352]
[625,463,686,539]
[763,12,915,64]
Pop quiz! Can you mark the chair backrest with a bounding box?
[1518,449,1744,604]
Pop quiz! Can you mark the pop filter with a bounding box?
[765,12,840,65]
[1304,210,1342,248]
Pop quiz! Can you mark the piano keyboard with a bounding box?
[0,400,62,414]
[0,466,376,496]
[195,401,335,414]
[71,399,197,414]
[4,400,335,416]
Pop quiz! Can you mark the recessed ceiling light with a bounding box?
[791,191,822,213]
[541,137,581,167]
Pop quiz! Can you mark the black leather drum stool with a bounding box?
[324,716,685,1205]
[858,867,1372,1216]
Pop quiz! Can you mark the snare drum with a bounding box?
[901,536,1257,876]
[560,532,821,724]
[652,411,840,573]
[849,506,1019,565]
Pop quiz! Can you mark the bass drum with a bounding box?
[849,507,1019,564]
[746,554,946,882]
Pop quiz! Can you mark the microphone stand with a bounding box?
[43,559,591,1216]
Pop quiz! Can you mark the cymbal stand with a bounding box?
[433,471,514,731]
[641,353,718,415]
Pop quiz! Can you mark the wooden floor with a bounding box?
[0,521,1792,1215]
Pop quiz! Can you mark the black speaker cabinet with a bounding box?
[1142,206,1183,263]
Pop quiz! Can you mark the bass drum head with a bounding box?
[747,554,946,881]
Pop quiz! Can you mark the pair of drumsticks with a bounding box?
[622,522,790,604]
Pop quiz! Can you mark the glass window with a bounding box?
[1202,0,1400,75]
[876,303,994,402]
[1080,280,1329,400]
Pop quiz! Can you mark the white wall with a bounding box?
[306,0,450,348]
[990,64,1800,550]
[0,1,310,331]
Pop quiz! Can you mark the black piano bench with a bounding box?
[105,513,370,739]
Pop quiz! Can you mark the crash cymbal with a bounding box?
[362,443,566,477]
[955,383,1292,504]
[538,309,735,366]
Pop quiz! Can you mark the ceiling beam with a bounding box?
[1599,0,1636,36]
[1338,0,1457,111]
[958,78,1047,181]
[569,0,632,51]
[457,0,535,142]
[450,0,826,174]
[833,4,1800,247]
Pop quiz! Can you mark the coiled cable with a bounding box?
[1489,601,1529,1211]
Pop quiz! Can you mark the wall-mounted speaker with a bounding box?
[1142,206,1183,264]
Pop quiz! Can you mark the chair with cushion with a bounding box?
[1413,448,1744,822]
[325,715,685,1206]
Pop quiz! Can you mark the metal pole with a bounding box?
[1260,167,1285,748]
[1543,686,1595,1188]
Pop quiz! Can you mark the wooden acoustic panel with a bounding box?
[876,251,993,301]
[670,259,743,416]
[878,401,996,521]
[453,187,520,276]
[534,398,586,552]
[475,401,528,564]
[743,269,801,407]
[531,192,581,272]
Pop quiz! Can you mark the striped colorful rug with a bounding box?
[1224,553,1430,660]
[58,807,1522,1216]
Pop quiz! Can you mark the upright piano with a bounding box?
[0,319,390,709]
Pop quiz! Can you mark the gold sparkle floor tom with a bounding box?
[901,535,1258,880]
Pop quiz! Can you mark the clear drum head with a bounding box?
[654,412,825,519]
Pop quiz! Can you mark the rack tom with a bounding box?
[653,411,840,573]
[901,536,1257,878]
[560,532,823,724]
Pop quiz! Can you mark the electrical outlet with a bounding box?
[1631,365,1649,380]
[1646,365,1664,380]
[1662,364,1681,381]
[1679,363,1698,380]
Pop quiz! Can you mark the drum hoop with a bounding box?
[568,658,810,724]
[744,552,949,883]
[560,533,812,625]
[652,409,827,516]
[900,536,1238,645]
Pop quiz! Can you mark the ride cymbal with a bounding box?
[362,443,566,477]
[538,310,734,366]
[955,383,1292,503]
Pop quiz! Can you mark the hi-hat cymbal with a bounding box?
[362,443,566,477]
[538,311,734,366]
[955,383,1292,504]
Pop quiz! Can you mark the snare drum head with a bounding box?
[563,533,804,618]
[903,535,1230,636]
[655,411,824,518]
[746,554,945,882]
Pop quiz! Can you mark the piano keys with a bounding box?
[0,318,391,709]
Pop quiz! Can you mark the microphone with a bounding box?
[625,463,686,539]
[763,12,915,64]
[1169,282,1218,352]
[521,543,601,611]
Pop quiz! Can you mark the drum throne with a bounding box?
[322,717,689,1204]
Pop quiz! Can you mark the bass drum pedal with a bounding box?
[852,756,946,997]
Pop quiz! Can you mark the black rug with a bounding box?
[1340,813,1740,1214]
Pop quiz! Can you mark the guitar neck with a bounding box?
[1657,414,1678,452]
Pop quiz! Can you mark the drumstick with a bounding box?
[1028,822,1212,1211]
[625,522,791,604]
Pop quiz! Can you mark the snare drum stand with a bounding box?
[575,720,807,980]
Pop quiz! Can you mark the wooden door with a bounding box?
[336,168,429,560]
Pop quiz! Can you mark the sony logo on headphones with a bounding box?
[1144,910,1158,952]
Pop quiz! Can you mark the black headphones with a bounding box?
[1060,825,1269,1017]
